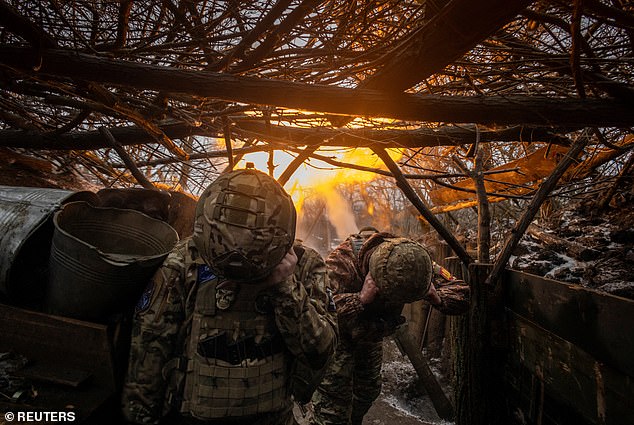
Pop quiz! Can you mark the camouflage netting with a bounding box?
[0,0,633,290]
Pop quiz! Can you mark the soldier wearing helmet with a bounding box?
[311,228,469,425]
[122,168,338,425]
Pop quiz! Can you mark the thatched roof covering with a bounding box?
[1,1,633,267]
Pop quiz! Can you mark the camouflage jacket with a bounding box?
[121,238,337,424]
[326,232,404,342]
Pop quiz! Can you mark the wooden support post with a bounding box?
[486,136,588,288]
[393,327,455,420]
[445,255,465,384]
[455,263,509,425]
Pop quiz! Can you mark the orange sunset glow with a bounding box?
[236,147,402,238]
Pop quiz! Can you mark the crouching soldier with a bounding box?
[312,228,469,425]
[122,168,338,425]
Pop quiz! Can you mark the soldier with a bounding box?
[121,168,338,425]
[311,227,469,425]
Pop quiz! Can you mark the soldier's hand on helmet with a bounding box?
[263,248,298,287]
[423,283,442,306]
[432,282,470,315]
[359,272,379,305]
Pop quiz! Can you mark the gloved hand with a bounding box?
[432,281,470,315]
[263,248,298,287]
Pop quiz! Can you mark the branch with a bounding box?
[231,0,325,73]
[99,127,157,190]
[235,121,574,148]
[278,145,319,185]
[372,147,473,265]
[486,134,589,287]
[0,1,57,49]
[115,0,134,48]
[360,0,535,92]
[0,120,575,150]
[212,0,292,70]
[3,47,634,126]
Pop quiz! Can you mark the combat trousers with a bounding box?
[311,337,383,425]
[165,405,297,425]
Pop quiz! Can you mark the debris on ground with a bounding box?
[510,186,634,299]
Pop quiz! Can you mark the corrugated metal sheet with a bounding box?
[0,186,97,303]
[0,186,76,296]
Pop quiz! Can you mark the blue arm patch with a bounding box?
[135,281,154,313]
[197,265,216,284]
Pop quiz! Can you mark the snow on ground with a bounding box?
[509,191,634,299]
[295,338,455,425]
[363,339,454,425]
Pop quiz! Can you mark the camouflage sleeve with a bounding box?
[121,245,189,425]
[270,244,338,370]
[332,292,365,319]
[325,240,366,321]
[326,239,403,341]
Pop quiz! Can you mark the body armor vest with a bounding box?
[167,251,290,420]
[163,240,331,419]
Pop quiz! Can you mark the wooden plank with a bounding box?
[504,270,634,378]
[393,327,454,420]
[507,312,634,425]
[0,304,116,390]
[17,363,93,388]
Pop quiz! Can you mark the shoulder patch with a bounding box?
[135,280,155,313]
[197,264,216,284]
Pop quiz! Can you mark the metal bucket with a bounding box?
[0,186,97,308]
[47,201,179,321]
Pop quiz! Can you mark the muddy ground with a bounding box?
[295,338,453,425]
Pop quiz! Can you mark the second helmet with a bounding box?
[368,238,433,305]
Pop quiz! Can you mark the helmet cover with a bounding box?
[192,169,296,282]
[368,238,433,305]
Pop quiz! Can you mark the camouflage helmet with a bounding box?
[192,168,296,282]
[368,238,433,305]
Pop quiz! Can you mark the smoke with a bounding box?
[323,190,358,239]
[235,148,402,240]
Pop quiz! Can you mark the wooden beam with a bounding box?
[505,269,634,379]
[0,120,573,150]
[455,263,508,425]
[235,121,573,148]
[372,147,473,265]
[361,0,535,92]
[99,127,157,190]
[2,47,634,127]
[0,122,202,150]
[486,137,589,288]
[507,311,634,425]
[393,327,454,420]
